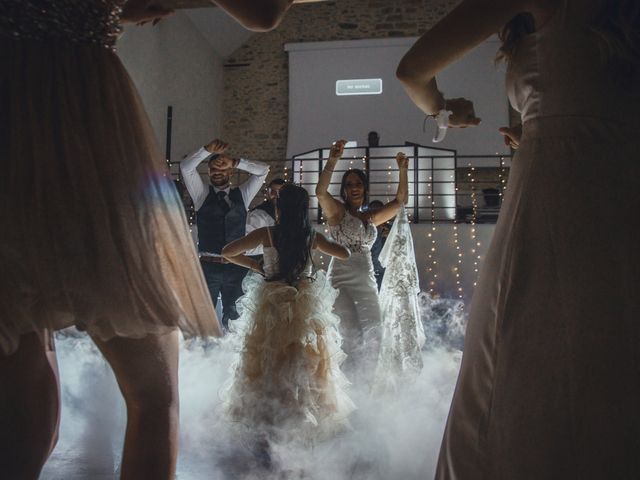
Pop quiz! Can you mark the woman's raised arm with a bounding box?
[315,140,346,224]
[371,152,409,226]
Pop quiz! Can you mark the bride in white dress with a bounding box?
[316,142,409,385]
[221,184,355,452]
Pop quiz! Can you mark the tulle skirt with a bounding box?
[224,271,355,443]
[0,38,221,354]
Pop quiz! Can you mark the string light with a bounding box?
[322,151,329,269]
[299,157,304,191]
[468,161,481,288]
[387,162,392,203]
[426,165,438,296]
[452,222,464,300]
[499,156,507,197]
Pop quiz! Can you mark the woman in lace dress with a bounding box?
[397,0,640,478]
[0,1,307,478]
[222,184,354,452]
[316,142,409,385]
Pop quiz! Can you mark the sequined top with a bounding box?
[329,210,377,254]
[0,0,124,50]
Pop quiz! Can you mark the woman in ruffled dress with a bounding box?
[222,184,355,451]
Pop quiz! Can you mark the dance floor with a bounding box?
[41,296,465,480]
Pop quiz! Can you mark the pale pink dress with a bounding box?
[436,2,640,478]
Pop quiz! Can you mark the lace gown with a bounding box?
[436,3,640,479]
[225,244,354,442]
[328,210,382,384]
[0,0,221,354]
[375,205,425,391]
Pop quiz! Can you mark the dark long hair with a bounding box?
[497,1,640,77]
[272,184,314,284]
[340,169,369,208]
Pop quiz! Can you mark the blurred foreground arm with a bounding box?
[396,0,537,125]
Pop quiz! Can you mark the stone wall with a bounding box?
[222,0,461,181]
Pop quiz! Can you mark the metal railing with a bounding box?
[168,147,512,226]
[291,145,512,224]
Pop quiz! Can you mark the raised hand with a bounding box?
[329,139,347,160]
[121,0,174,26]
[205,139,229,154]
[499,124,522,149]
[396,152,409,170]
[445,97,481,128]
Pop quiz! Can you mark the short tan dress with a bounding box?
[0,0,221,354]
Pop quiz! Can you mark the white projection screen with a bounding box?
[285,37,510,158]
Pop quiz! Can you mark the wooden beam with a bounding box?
[157,0,213,8]
[158,0,330,9]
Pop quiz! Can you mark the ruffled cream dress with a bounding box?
[225,245,354,443]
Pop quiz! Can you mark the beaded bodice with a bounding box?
[329,210,377,254]
[262,247,281,280]
[0,0,124,50]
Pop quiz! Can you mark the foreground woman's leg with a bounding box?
[92,330,180,480]
[0,332,60,479]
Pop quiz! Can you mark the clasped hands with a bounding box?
[205,139,238,171]
[436,97,522,149]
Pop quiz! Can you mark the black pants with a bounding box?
[374,269,385,292]
[200,261,248,329]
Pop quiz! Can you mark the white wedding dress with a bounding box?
[327,210,383,384]
[375,205,425,391]
[224,243,354,443]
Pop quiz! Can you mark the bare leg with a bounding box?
[0,332,60,479]
[91,330,180,480]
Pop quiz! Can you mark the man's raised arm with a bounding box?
[236,158,270,208]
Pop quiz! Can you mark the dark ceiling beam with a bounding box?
[157,0,213,8]
[158,0,329,9]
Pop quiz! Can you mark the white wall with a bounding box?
[285,37,509,158]
[184,8,254,59]
[117,12,224,166]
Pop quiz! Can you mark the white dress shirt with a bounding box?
[180,147,269,256]
[244,207,276,256]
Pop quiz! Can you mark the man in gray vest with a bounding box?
[180,139,269,329]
